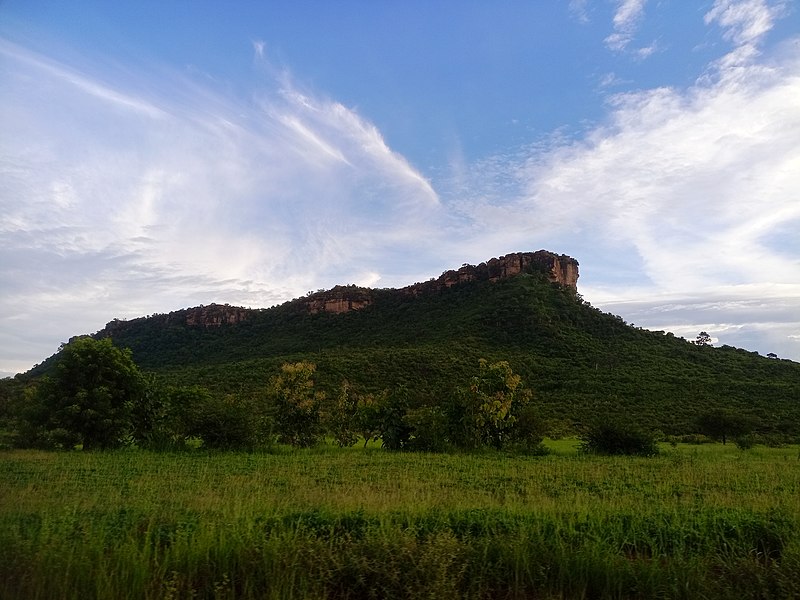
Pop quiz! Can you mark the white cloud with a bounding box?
[2,2,799,375]
[605,0,648,51]
[0,39,441,372]
[252,40,265,60]
[705,0,787,46]
[569,0,590,24]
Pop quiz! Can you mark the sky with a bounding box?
[1,0,799,376]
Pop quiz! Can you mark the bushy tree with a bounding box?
[29,337,145,450]
[694,331,712,346]
[697,409,759,445]
[405,406,449,452]
[449,359,532,450]
[378,386,414,450]
[324,380,359,447]
[579,420,659,456]
[269,362,325,447]
[181,388,259,450]
[355,391,384,448]
[323,381,384,448]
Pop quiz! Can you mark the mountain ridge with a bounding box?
[94,250,578,335]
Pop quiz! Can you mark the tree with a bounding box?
[178,387,258,450]
[32,337,145,450]
[694,331,712,346]
[378,386,414,450]
[324,380,359,447]
[323,381,384,448]
[697,409,758,445]
[355,391,384,448]
[449,359,531,450]
[579,420,659,456]
[268,362,325,447]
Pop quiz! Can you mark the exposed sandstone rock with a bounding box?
[302,250,579,314]
[305,286,373,315]
[184,304,250,327]
[98,303,253,336]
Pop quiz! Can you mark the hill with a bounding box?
[25,250,793,438]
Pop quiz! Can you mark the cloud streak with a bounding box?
[605,0,648,51]
[0,39,441,372]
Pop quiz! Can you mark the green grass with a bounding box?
[2,445,799,599]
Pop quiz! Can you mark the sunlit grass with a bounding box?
[2,445,799,599]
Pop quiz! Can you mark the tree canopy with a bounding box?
[31,337,145,449]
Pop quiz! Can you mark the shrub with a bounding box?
[734,434,756,451]
[579,420,659,457]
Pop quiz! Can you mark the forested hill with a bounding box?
[26,252,800,435]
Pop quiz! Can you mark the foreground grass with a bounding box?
[2,445,799,599]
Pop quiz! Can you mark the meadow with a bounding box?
[2,443,799,599]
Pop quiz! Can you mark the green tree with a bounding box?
[180,387,258,450]
[378,386,414,450]
[579,420,659,456]
[324,380,359,447]
[697,409,758,445]
[355,391,384,448]
[32,337,145,450]
[449,359,530,449]
[324,381,385,448]
[694,331,712,346]
[269,362,324,447]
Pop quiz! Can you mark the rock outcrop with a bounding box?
[305,286,373,315]
[301,250,578,315]
[413,251,578,295]
[99,303,254,335]
[184,304,250,327]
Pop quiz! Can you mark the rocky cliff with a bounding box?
[302,250,578,315]
[100,303,255,335]
[412,251,578,294]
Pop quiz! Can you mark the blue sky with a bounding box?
[1,0,799,375]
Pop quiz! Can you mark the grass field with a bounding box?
[2,443,799,599]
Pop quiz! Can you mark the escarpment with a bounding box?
[301,250,579,314]
[96,250,578,334]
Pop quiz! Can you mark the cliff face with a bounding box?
[305,286,373,315]
[302,250,579,314]
[421,251,578,293]
[99,303,254,336]
[184,304,250,327]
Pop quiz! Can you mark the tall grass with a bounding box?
[2,445,799,599]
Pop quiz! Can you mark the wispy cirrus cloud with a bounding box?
[605,0,648,51]
[0,38,441,372]
[705,0,788,45]
[569,0,590,24]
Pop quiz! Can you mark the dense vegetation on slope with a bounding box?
[43,271,799,438]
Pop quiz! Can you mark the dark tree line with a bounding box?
[10,338,549,453]
[4,337,770,455]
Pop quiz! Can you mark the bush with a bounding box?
[734,434,756,451]
[579,420,659,457]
